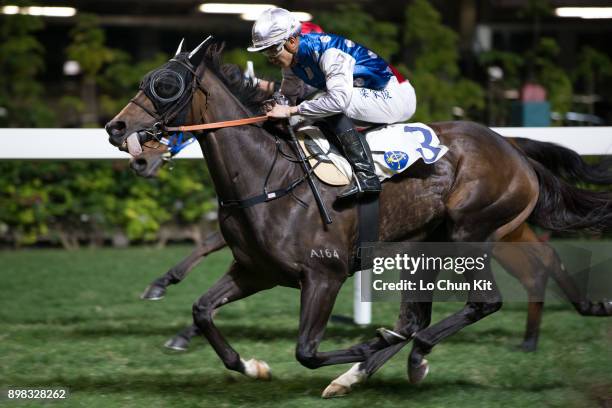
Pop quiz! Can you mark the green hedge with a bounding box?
[0,160,216,247]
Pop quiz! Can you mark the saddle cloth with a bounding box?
[296,122,449,186]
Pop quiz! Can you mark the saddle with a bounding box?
[296,122,449,186]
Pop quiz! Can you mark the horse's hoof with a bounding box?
[603,300,612,315]
[141,284,166,300]
[323,363,366,398]
[409,358,429,384]
[322,382,350,398]
[519,340,538,352]
[242,358,271,380]
[164,336,190,351]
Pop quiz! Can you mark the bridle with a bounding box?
[129,54,209,140]
[126,40,321,212]
[136,54,208,120]
[129,52,268,158]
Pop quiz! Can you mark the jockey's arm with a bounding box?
[296,49,355,117]
[267,51,354,119]
[280,68,304,105]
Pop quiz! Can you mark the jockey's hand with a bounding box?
[266,104,298,119]
[262,99,276,113]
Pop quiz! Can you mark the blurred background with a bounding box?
[2,0,612,248]
[1,5,611,405]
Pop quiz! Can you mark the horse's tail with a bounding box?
[528,159,612,233]
[511,137,612,185]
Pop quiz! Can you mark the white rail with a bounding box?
[0,127,611,159]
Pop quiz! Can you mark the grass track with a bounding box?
[0,246,610,407]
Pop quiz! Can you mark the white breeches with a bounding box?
[345,77,417,124]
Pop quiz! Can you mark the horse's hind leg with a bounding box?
[549,255,612,316]
[408,251,503,384]
[494,224,550,351]
[522,302,544,351]
[141,231,226,300]
[323,291,435,398]
[293,271,416,376]
[192,261,275,379]
[572,299,612,316]
[499,223,612,345]
[404,141,541,381]
[325,227,560,396]
[164,324,202,351]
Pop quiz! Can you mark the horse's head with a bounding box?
[105,36,212,156]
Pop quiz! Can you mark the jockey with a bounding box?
[250,21,406,98]
[247,8,417,199]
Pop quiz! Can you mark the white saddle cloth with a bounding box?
[297,122,448,184]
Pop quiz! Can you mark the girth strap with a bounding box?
[354,196,380,273]
[219,176,307,209]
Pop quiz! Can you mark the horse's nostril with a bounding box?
[132,158,148,173]
[105,121,127,138]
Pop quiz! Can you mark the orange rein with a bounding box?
[164,115,269,132]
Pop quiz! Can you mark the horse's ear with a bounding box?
[175,38,185,56]
[189,35,214,65]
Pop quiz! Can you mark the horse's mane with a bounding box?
[202,43,269,114]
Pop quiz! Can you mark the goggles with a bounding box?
[148,69,185,103]
[137,55,197,124]
[261,41,286,58]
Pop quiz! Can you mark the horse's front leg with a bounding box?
[295,272,397,369]
[192,261,275,379]
[141,231,227,300]
[323,292,435,398]
[408,263,503,384]
[294,278,428,398]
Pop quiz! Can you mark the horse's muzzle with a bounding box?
[105,120,127,146]
[130,154,164,178]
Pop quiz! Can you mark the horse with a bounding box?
[133,136,612,353]
[105,40,612,396]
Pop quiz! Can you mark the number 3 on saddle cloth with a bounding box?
[296,123,449,186]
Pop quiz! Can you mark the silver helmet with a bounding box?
[247,8,302,52]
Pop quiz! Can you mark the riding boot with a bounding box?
[337,128,381,199]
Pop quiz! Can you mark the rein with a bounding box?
[153,115,269,156]
[143,110,317,210]
[164,115,268,132]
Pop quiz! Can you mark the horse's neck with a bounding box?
[196,71,291,201]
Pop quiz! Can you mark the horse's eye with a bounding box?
[150,69,185,102]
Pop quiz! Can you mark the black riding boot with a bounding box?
[337,128,381,199]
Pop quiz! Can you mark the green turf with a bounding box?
[0,246,610,407]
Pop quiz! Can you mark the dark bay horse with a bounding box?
[105,42,612,395]
[134,136,612,354]
[130,138,612,351]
